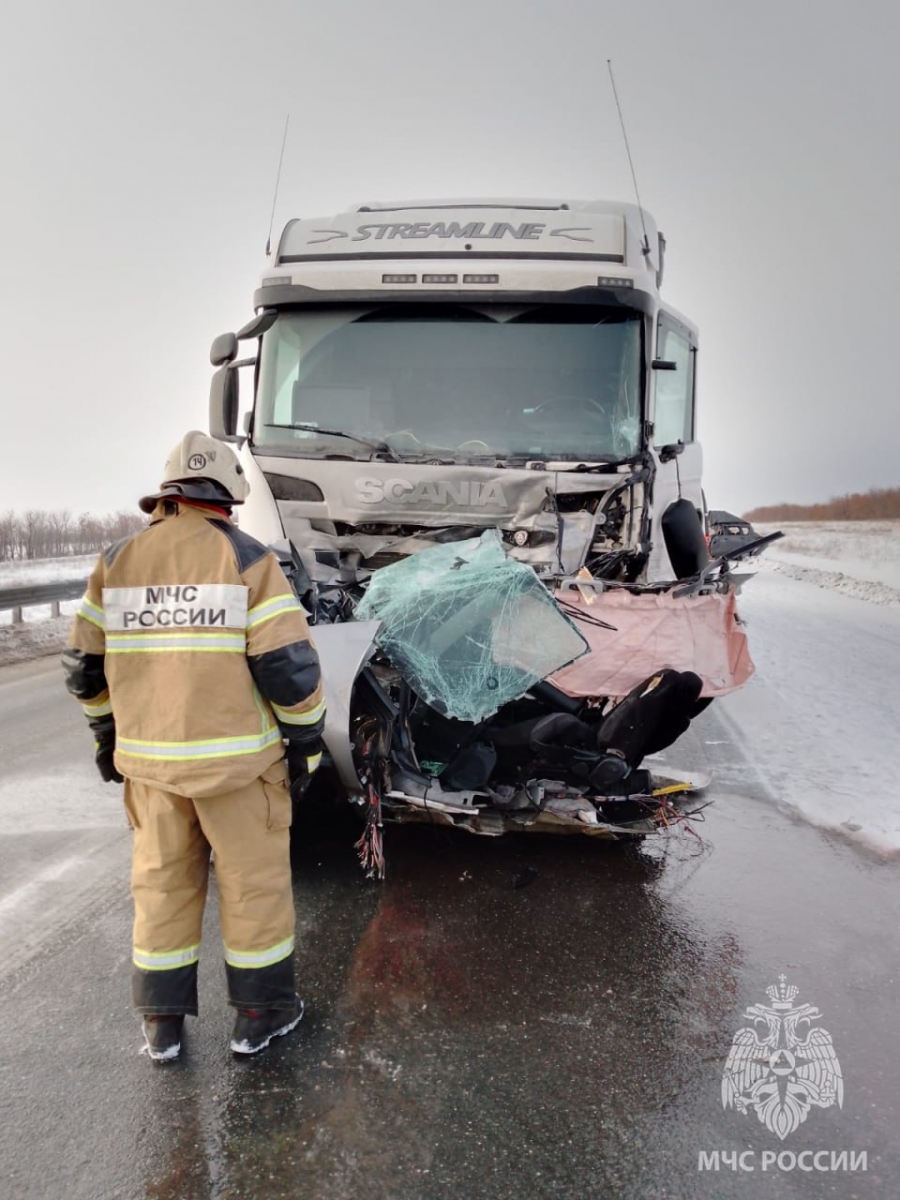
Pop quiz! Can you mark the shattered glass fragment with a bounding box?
[354,530,588,722]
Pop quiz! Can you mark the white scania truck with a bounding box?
[208,199,766,860]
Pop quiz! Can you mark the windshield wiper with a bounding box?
[495,454,636,470]
[568,455,638,470]
[265,422,401,462]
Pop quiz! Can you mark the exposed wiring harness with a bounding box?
[353,725,387,879]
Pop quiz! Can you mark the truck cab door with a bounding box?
[647,312,704,580]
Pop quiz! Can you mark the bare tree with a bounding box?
[0,511,18,561]
[48,510,73,557]
[746,486,900,523]
[0,508,147,561]
[20,510,49,559]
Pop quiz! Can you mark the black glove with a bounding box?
[286,738,323,802]
[92,718,124,784]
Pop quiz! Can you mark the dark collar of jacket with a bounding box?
[148,499,234,525]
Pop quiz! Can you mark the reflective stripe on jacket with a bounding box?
[63,501,324,798]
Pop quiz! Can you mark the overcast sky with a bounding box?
[1,0,897,516]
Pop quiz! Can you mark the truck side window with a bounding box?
[654,319,694,446]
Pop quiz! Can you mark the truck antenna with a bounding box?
[607,60,651,259]
[265,114,291,258]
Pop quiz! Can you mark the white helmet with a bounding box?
[139,431,251,514]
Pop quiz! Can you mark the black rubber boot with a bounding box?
[230,995,305,1056]
[141,1015,184,1063]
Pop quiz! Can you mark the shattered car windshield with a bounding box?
[254,304,643,461]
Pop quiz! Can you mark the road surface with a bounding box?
[1,573,898,1199]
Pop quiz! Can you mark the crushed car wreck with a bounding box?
[207,198,780,873]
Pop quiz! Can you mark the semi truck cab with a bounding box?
[207,200,744,857]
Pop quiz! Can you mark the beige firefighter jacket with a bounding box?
[64,501,324,798]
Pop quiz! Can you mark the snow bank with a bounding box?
[0,554,94,587]
[0,615,71,666]
[0,555,87,661]
[721,520,900,857]
[722,571,900,857]
[756,520,900,606]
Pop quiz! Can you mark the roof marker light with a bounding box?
[382,274,417,284]
[422,274,459,284]
[597,276,634,288]
[463,274,500,284]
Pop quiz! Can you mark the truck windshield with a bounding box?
[253,305,643,461]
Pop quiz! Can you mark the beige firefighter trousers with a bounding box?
[123,759,295,971]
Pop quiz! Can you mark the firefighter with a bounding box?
[62,431,325,1062]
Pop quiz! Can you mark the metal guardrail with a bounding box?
[0,579,87,622]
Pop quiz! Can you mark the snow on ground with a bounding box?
[721,519,900,857]
[0,553,94,587]
[755,519,900,605]
[0,599,80,631]
[0,549,90,638]
[0,555,87,654]
[0,614,73,665]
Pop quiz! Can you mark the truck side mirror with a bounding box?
[210,332,238,366]
[209,365,240,441]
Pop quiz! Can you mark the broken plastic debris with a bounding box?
[575,565,598,606]
[354,530,588,722]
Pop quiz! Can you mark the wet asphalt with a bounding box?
[1,659,898,1199]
